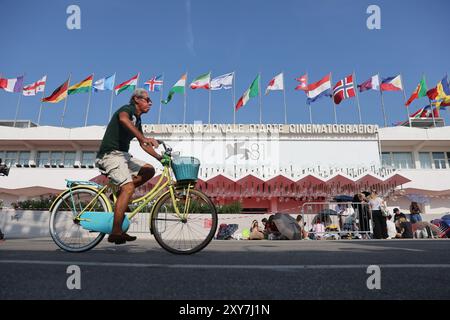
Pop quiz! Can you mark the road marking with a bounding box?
[1,260,450,270]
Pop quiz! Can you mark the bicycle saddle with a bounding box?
[95,159,108,176]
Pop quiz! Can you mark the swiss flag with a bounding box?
[333,75,356,105]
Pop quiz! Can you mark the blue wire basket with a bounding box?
[171,156,200,183]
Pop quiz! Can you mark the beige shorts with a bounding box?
[96,151,147,187]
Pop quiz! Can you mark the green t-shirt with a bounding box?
[97,103,142,158]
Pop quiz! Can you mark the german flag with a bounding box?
[42,79,69,103]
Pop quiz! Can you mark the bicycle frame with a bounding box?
[64,164,195,223]
[127,166,192,220]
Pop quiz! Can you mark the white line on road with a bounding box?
[1,259,450,270]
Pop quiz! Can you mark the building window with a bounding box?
[0,151,5,163]
[419,152,432,169]
[18,151,30,166]
[50,152,63,167]
[447,152,450,168]
[381,152,393,167]
[432,152,447,169]
[5,151,18,167]
[37,151,50,167]
[392,152,414,169]
[64,152,76,167]
[81,152,96,167]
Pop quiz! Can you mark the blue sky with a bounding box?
[0,0,449,127]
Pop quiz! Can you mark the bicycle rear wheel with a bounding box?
[151,187,218,254]
[49,187,110,252]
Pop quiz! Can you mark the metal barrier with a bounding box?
[301,202,373,239]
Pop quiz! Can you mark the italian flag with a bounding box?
[235,75,260,111]
[190,72,210,89]
[405,76,427,106]
[162,74,186,104]
[68,75,93,95]
[114,74,139,96]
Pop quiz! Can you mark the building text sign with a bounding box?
[142,124,379,135]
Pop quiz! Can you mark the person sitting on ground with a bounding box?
[249,219,265,240]
[261,218,270,239]
[296,215,309,239]
[312,218,325,240]
[386,215,397,239]
[409,201,423,224]
[393,208,407,223]
[264,215,282,240]
[395,217,413,239]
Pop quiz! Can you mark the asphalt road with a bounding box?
[1,238,450,300]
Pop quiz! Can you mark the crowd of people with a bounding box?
[354,190,425,239]
[244,189,429,240]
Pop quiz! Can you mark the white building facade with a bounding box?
[0,123,449,216]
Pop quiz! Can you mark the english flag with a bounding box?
[22,76,47,96]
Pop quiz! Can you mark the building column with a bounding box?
[29,149,37,166]
[75,150,82,167]
[412,150,421,169]
[270,197,278,214]
[412,141,426,169]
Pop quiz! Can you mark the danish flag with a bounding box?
[333,75,355,105]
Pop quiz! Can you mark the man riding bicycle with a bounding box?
[96,88,162,245]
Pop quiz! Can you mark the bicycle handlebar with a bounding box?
[156,139,172,156]
[143,139,172,158]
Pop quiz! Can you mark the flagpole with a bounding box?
[13,92,22,128]
[158,73,164,124]
[184,71,187,124]
[208,71,212,125]
[84,74,94,127]
[37,78,47,125]
[259,72,262,125]
[306,71,312,124]
[233,71,236,125]
[353,71,363,124]
[13,73,25,127]
[400,73,411,128]
[109,73,116,121]
[331,73,337,124]
[282,71,287,124]
[378,72,388,127]
[61,73,72,127]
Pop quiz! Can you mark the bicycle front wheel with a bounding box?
[49,187,110,252]
[151,187,218,254]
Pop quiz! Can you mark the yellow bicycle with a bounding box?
[49,141,218,254]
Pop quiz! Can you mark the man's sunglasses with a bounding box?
[138,96,152,103]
